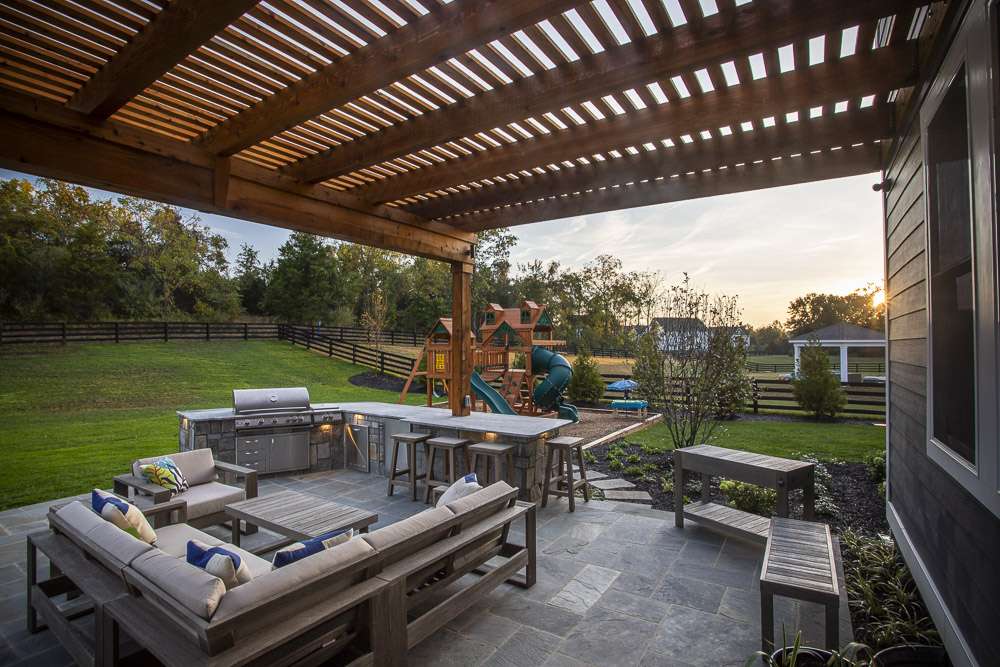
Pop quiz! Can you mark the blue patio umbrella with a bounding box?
[607,379,638,393]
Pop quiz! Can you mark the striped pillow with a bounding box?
[91,489,156,544]
[272,528,354,569]
[187,540,252,589]
[139,456,189,495]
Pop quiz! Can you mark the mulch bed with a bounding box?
[349,371,424,393]
[588,439,888,536]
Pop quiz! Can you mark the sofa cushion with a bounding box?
[218,543,273,580]
[92,489,156,544]
[138,457,190,495]
[175,482,244,521]
[134,449,216,487]
[272,528,353,568]
[436,472,481,508]
[212,537,375,621]
[445,481,515,518]
[54,501,153,567]
[153,523,222,558]
[131,549,226,620]
[187,540,253,590]
[361,506,454,552]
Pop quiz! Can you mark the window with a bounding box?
[926,66,977,465]
[919,0,1000,516]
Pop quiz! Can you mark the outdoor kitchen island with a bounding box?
[178,396,570,502]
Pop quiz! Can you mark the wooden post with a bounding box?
[243,322,248,340]
[450,261,473,416]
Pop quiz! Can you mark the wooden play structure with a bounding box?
[400,301,567,417]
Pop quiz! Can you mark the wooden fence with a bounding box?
[745,360,885,374]
[279,325,414,378]
[0,320,281,344]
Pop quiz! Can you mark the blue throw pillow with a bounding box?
[186,540,251,589]
[91,489,156,543]
[272,528,353,569]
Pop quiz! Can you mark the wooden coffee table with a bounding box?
[226,489,378,553]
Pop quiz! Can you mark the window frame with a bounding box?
[921,0,1000,517]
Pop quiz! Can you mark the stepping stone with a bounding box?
[602,489,653,503]
[589,478,635,490]
[584,470,608,480]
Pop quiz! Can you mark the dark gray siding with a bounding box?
[884,123,1000,665]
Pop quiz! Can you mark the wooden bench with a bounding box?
[674,445,815,544]
[760,517,840,651]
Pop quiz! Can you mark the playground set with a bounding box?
[399,301,579,422]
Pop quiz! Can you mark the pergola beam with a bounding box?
[358,43,915,205]
[451,143,881,232]
[199,0,580,157]
[67,1,258,118]
[412,106,893,220]
[284,0,925,185]
[0,98,474,263]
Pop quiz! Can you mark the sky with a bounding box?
[1,168,884,327]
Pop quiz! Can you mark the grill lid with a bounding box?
[233,387,310,414]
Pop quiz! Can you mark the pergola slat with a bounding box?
[450,142,881,232]
[198,0,581,157]
[411,106,892,220]
[356,42,915,205]
[283,0,925,185]
[67,1,257,117]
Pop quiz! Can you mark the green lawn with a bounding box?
[0,341,417,510]
[626,420,885,462]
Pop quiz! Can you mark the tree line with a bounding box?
[0,177,883,351]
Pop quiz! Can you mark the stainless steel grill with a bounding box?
[233,387,312,430]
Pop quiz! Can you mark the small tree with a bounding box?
[360,287,390,352]
[632,274,751,450]
[793,342,846,419]
[567,349,605,403]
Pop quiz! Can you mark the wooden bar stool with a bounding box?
[423,436,472,504]
[467,441,517,485]
[542,436,590,512]
[387,432,430,500]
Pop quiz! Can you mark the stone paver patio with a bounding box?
[0,469,851,666]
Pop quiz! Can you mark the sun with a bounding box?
[871,290,886,308]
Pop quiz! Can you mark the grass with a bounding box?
[626,420,885,462]
[0,341,418,510]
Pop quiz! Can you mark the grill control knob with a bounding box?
[257,419,264,425]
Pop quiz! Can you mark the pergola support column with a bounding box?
[794,345,802,376]
[450,262,473,416]
[839,345,849,384]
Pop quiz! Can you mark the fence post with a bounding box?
[352,344,356,365]
[752,379,759,415]
[244,323,248,340]
[164,322,168,342]
[380,351,385,375]
[328,340,333,357]
[206,323,210,341]
[62,322,67,345]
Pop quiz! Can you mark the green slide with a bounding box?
[531,346,580,422]
[471,371,518,415]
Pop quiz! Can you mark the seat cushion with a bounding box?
[131,549,226,621]
[446,481,515,517]
[134,449,216,487]
[153,523,223,558]
[175,482,245,521]
[361,506,454,552]
[212,538,375,621]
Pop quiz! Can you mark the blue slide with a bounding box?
[471,371,518,415]
[531,346,579,422]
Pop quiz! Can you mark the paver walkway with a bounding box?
[0,469,852,666]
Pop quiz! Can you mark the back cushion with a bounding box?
[131,549,226,620]
[361,506,454,554]
[212,537,375,622]
[54,501,153,567]
[135,449,216,487]
[446,481,515,519]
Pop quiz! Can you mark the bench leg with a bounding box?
[674,453,685,528]
[803,471,816,521]
[541,445,555,508]
[825,602,839,651]
[525,503,537,588]
[564,451,575,512]
[776,478,789,518]
[97,607,118,667]
[761,589,774,653]
[26,538,37,634]
[576,446,590,502]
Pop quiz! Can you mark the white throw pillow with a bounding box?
[187,539,252,589]
[436,473,482,508]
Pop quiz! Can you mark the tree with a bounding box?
[632,275,751,449]
[234,244,269,315]
[567,349,605,403]
[751,321,790,354]
[785,284,885,335]
[792,343,846,419]
[360,286,390,350]
[262,233,336,323]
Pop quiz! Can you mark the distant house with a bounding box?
[712,325,752,350]
[651,317,709,352]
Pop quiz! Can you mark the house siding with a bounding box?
[884,117,1000,666]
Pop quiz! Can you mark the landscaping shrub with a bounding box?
[583,450,597,465]
[719,479,776,515]
[625,453,641,464]
[567,348,605,403]
[623,465,645,477]
[793,343,846,419]
[864,452,886,484]
[796,453,840,517]
[659,476,673,493]
[839,530,941,651]
[608,458,624,471]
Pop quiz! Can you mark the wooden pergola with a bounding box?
[0,0,947,416]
